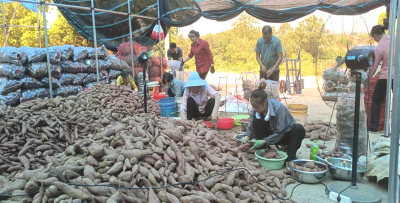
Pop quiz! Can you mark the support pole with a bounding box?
[4,3,18,47]
[36,4,41,48]
[1,0,7,46]
[42,1,52,98]
[90,0,99,82]
[157,0,163,91]
[351,71,361,186]
[143,63,147,113]
[164,32,169,59]
[388,1,400,201]
[127,0,135,79]
[384,0,397,136]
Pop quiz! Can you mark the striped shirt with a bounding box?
[166,78,185,97]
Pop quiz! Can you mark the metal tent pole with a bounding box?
[157,0,163,91]
[4,3,18,47]
[41,1,52,98]
[384,0,397,137]
[127,0,135,79]
[36,4,41,48]
[0,24,39,28]
[90,0,99,82]
[1,0,6,46]
[388,1,400,201]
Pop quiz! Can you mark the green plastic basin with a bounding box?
[255,149,288,170]
[231,115,250,126]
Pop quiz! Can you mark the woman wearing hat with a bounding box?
[180,72,220,121]
[116,69,137,90]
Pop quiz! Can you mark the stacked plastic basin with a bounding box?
[159,97,177,118]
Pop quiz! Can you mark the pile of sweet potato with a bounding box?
[262,149,282,159]
[0,94,299,203]
[316,147,345,159]
[289,161,326,172]
[0,84,161,177]
[305,121,338,141]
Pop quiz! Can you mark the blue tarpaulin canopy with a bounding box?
[1,0,38,12]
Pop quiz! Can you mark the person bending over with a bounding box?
[180,72,220,121]
[241,82,305,162]
[163,72,185,97]
[116,69,137,90]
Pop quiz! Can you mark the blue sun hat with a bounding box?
[184,72,208,90]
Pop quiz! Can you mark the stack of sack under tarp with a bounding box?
[0,45,130,106]
[115,41,168,84]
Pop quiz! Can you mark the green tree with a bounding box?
[378,12,386,25]
[168,26,179,42]
[0,1,52,47]
[48,11,91,47]
[294,15,325,59]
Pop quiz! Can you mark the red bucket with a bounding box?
[154,93,166,100]
[203,121,214,129]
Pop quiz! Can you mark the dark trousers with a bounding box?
[199,70,209,80]
[167,88,175,97]
[187,97,215,120]
[370,79,393,132]
[260,70,280,82]
[252,120,305,161]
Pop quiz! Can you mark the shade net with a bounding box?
[54,0,386,51]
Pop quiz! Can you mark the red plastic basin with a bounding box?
[217,118,235,130]
[203,121,214,129]
[154,93,166,100]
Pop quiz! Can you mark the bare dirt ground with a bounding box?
[215,87,389,203]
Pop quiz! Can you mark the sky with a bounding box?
[178,6,386,37]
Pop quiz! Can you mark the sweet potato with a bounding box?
[305,161,316,169]
[121,149,152,160]
[88,145,104,158]
[204,152,225,166]
[53,181,91,200]
[210,183,232,194]
[204,176,225,188]
[280,188,288,197]
[309,133,320,141]
[272,187,280,195]
[273,177,281,189]
[269,171,284,180]
[44,185,58,198]
[309,125,326,131]
[180,195,211,203]
[162,129,182,142]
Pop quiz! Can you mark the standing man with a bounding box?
[255,25,283,82]
[167,42,184,71]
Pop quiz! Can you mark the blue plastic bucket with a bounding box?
[159,97,177,118]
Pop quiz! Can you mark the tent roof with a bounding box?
[51,0,386,51]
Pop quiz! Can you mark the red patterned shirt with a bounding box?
[188,38,214,74]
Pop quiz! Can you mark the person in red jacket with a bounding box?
[183,30,215,80]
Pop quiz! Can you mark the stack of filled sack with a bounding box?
[115,41,168,84]
[321,67,350,101]
[0,45,130,106]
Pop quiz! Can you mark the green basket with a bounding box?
[231,115,250,126]
[255,149,288,170]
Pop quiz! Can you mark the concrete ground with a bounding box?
[216,87,389,203]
